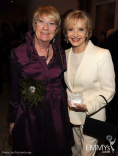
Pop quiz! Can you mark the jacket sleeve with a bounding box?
[86,49,115,116]
[9,50,20,123]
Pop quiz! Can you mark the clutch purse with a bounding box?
[83,95,118,141]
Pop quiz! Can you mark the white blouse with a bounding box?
[69,50,84,87]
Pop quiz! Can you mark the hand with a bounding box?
[68,101,72,107]
[68,101,88,112]
[9,123,14,135]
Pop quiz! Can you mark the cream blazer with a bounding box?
[64,40,115,125]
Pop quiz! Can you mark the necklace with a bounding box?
[33,39,50,60]
[46,48,49,60]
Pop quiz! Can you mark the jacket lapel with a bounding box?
[66,41,96,89]
[73,41,95,86]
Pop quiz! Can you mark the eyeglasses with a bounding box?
[36,20,56,29]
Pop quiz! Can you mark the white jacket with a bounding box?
[64,40,115,125]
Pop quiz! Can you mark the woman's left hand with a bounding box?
[68,101,88,112]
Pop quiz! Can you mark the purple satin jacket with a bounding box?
[9,31,73,156]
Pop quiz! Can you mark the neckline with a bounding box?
[72,50,85,55]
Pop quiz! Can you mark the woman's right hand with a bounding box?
[9,123,14,135]
[68,101,72,107]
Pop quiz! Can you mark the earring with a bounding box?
[86,33,89,40]
[67,40,68,44]
[53,36,56,42]
[86,36,88,43]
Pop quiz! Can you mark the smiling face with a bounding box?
[34,15,57,43]
[67,19,88,52]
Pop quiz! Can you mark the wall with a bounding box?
[27,0,78,30]
[0,8,27,32]
[91,0,118,41]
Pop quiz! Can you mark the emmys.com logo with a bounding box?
[86,135,116,153]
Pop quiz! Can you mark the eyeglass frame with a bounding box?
[35,20,57,29]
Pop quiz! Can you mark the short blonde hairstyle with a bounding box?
[63,10,93,42]
[32,5,61,34]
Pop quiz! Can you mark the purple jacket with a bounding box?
[9,31,73,155]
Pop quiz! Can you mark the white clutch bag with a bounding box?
[70,93,83,107]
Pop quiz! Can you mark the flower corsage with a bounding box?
[20,78,46,108]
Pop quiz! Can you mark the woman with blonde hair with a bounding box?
[9,5,73,156]
[64,10,115,156]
